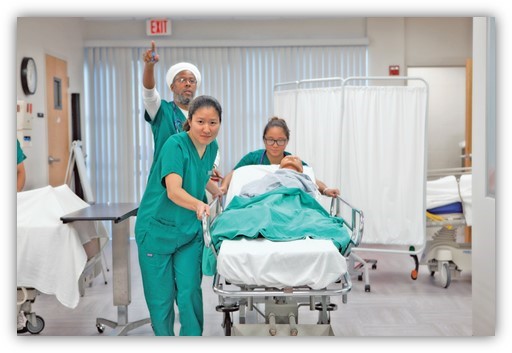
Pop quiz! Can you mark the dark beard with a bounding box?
[176,94,193,106]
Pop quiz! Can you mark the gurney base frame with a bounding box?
[232,323,334,336]
[213,273,350,336]
[421,223,472,288]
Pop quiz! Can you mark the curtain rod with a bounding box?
[84,38,369,48]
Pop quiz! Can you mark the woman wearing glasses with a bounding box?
[221,117,339,197]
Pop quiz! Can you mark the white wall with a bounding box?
[409,67,466,170]
[16,17,85,189]
[16,17,472,189]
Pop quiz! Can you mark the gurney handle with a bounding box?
[202,197,222,256]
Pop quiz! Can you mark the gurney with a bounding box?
[420,169,472,288]
[17,185,108,333]
[202,165,363,336]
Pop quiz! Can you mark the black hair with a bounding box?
[183,95,222,131]
[262,116,290,140]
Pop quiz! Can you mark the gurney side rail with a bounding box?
[329,196,364,256]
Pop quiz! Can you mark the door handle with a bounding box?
[48,156,61,164]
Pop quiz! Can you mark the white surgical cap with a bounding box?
[166,62,201,88]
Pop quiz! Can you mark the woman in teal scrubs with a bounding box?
[221,117,339,197]
[17,139,26,192]
[135,95,222,336]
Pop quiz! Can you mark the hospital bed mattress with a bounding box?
[217,237,347,290]
[17,185,107,308]
[426,174,472,226]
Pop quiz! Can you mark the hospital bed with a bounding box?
[17,185,108,334]
[202,165,364,336]
[420,168,472,288]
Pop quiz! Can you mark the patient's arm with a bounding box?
[165,173,210,219]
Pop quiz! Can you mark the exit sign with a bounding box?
[146,19,172,36]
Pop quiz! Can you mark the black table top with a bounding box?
[60,202,139,224]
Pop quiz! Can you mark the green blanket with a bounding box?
[202,187,351,275]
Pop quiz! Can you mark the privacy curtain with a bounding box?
[274,84,428,245]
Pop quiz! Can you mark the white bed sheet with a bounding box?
[459,174,472,226]
[217,237,347,290]
[17,185,107,308]
[426,175,461,210]
[217,165,345,290]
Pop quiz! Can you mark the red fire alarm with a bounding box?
[389,65,400,76]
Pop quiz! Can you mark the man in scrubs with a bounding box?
[135,95,222,336]
[142,41,223,196]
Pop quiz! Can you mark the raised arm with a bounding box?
[143,40,159,89]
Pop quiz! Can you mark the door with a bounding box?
[472,16,495,336]
[46,55,69,186]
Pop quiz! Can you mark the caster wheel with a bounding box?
[365,284,371,292]
[411,269,418,280]
[222,312,233,336]
[96,323,105,334]
[27,315,45,334]
[357,274,363,281]
[439,262,451,288]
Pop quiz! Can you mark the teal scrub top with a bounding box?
[145,100,187,161]
[135,132,218,254]
[17,139,26,165]
[234,149,308,169]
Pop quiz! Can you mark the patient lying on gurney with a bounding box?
[202,158,351,277]
[239,156,319,198]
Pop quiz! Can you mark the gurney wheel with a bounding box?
[222,313,233,336]
[411,269,418,280]
[26,315,45,334]
[439,262,451,288]
[96,323,105,334]
[365,284,371,292]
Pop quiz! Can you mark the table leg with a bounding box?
[96,219,150,335]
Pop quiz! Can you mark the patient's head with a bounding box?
[279,155,303,173]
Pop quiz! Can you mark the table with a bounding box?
[61,203,151,335]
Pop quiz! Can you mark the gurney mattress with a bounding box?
[217,237,347,290]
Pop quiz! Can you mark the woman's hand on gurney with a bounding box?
[323,187,340,198]
[196,202,210,220]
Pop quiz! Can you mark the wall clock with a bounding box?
[21,57,37,95]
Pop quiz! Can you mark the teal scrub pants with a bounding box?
[138,233,204,336]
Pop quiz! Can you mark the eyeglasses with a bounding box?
[263,138,287,146]
[175,77,197,85]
